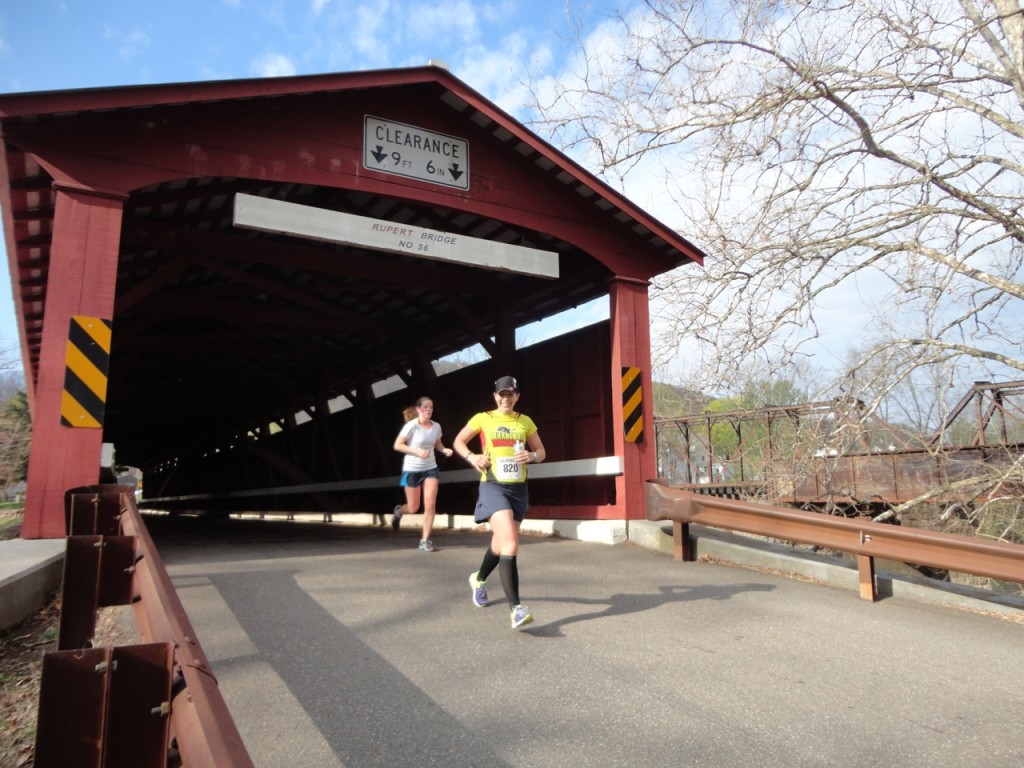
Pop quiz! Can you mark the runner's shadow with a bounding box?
[524,582,776,637]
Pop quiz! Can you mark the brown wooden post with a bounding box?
[674,521,691,561]
[856,553,877,602]
[609,276,657,520]
[21,183,125,539]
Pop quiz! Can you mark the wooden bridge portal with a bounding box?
[0,66,705,537]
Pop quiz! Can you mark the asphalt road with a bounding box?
[147,514,1024,768]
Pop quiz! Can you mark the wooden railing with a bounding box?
[645,480,1024,601]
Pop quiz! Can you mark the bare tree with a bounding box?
[532,0,1024,398]
[531,1,1024,558]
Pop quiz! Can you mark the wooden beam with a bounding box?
[233,193,559,279]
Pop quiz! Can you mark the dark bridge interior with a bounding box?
[107,178,612,464]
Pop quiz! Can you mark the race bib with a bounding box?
[494,456,524,482]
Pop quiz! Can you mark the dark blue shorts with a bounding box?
[474,481,529,523]
[401,468,439,488]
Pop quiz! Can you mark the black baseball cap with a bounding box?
[494,376,519,393]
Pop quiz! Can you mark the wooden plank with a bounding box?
[233,193,559,279]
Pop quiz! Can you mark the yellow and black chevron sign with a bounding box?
[622,366,644,443]
[61,316,112,429]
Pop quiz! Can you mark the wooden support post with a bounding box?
[609,277,656,520]
[22,185,125,539]
[857,553,877,602]
[674,521,691,561]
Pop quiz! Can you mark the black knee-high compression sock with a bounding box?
[477,547,501,581]
[499,555,520,607]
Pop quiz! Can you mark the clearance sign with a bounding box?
[363,115,470,191]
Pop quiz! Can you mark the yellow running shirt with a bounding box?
[466,410,538,484]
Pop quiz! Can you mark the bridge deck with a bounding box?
[147,515,1023,768]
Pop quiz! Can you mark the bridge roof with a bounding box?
[0,67,705,465]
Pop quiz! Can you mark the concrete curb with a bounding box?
[0,538,65,631]
[625,519,1024,619]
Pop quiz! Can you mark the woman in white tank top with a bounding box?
[392,396,453,551]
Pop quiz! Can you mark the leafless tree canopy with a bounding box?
[531,0,1024,404]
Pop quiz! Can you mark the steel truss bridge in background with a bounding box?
[654,380,1024,517]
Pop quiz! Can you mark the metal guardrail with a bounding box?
[35,484,254,768]
[645,480,1024,601]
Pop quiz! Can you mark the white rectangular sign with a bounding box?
[363,115,470,190]
[233,194,559,279]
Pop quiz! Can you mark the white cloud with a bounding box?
[406,1,481,45]
[351,1,391,66]
[448,34,537,113]
[251,52,297,77]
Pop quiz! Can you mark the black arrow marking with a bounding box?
[449,164,463,181]
[372,146,387,163]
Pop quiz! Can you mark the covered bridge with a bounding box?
[0,65,705,538]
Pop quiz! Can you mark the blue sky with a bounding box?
[0,0,621,368]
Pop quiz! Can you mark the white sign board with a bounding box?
[363,115,470,191]
[233,194,559,279]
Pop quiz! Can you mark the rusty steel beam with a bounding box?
[57,534,136,650]
[118,493,255,768]
[65,484,134,536]
[35,647,109,768]
[57,535,103,650]
[35,643,173,768]
[646,480,1024,601]
[43,486,253,765]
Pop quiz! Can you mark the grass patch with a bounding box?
[0,513,22,540]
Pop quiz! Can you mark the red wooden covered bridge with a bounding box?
[0,65,705,538]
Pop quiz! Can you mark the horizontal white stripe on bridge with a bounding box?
[143,456,624,503]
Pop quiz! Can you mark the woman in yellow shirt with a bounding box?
[453,376,547,629]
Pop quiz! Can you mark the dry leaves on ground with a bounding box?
[0,597,59,768]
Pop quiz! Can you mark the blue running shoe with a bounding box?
[468,572,488,607]
[510,604,533,629]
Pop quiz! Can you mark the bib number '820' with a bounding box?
[495,456,523,482]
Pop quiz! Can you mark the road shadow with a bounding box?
[204,569,514,768]
[524,582,777,638]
